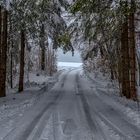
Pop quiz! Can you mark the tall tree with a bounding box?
[0,6,2,96]
[18,29,25,92]
[70,0,139,100]
[40,24,46,71]
[0,9,8,97]
[129,0,137,100]
[121,1,130,98]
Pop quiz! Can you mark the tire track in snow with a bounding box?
[78,72,140,140]
[89,92,140,140]
[77,74,127,140]
[3,91,60,140]
[76,73,107,140]
[30,69,82,140]
[24,70,72,140]
[3,70,71,140]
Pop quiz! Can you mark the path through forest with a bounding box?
[1,68,140,140]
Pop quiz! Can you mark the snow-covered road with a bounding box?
[1,68,140,140]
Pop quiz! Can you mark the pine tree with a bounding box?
[0,9,8,97]
[121,1,131,98]
[40,24,46,71]
[18,29,25,92]
[129,0,137,100]
[0,6,2,96]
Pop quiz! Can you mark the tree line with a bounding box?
[0,0,73,97]
[1,0,140,101]
[70,0,140,100]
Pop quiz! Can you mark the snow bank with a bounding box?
[85,70,140,130]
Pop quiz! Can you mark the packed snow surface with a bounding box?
[0,68,140,140]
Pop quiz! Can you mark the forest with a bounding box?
[0,0,140,140]
[0,0,139,100]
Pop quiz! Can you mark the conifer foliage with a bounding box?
[0,0,71,96]
[70,0,140,100]
[0,0,140,101]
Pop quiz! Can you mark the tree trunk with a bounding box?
[0,6,1,63]
[110,67,115,80]
[9,15,13,89]
[0,6,2,97]
[0,9,8,97]
[129,0,137,100]
[41,47,45,71]
[40,24,46,71]
[121,20,130,98]
[18,30,25,92]
[0,6,2,78]
[10,42,13,89]
[138,58,140,86]
[121,27,126,97]
[124,18,131,99]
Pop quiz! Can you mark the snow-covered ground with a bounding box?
[85,70,140,131]
[58,62,82,68]
[0,71,61,140]
[0,68,140,140]
[7,71,60,91]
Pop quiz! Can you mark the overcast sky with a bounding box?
[57,49,82,63]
